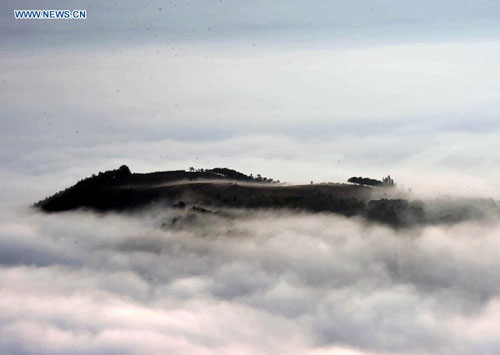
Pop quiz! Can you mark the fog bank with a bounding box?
[1,206,500,354]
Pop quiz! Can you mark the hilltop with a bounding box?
[34,166,497,227]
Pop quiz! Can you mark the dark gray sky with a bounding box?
[2,0,500,44]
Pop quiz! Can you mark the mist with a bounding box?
[0,203,499,355]
[3,40,500,197]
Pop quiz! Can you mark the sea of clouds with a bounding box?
[3,6,500,352]
[1,203,500,355]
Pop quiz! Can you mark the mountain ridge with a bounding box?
[34,165,497,227]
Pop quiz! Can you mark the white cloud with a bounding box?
[1,207,500,354]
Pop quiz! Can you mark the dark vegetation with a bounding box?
[189,167,278,183]
[35,166,498,227]
[348,175,395,187]
[35,165,278,213]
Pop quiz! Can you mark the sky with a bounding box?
[2,0,500,201]
[2,2,500,354]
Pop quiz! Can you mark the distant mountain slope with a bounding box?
[35,165,372,212]
[34,166,498,227]
[35,165,275,211]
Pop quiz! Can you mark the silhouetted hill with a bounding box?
[34,166,499,227]
[35,166,273,211]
